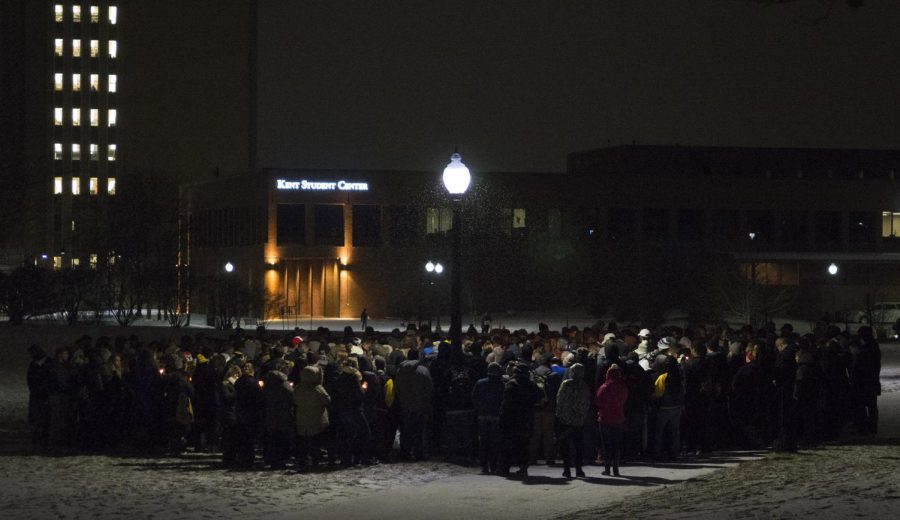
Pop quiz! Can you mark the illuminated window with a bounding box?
[426,207,453,234]
[109,6,118,25]
[90,40,99,58]
[54,144,63,160]
[89,177,98,195]
[90,74,99,91]
[71,177,81,195]
[72,5,81,22]
[54,73,63,91]
[108,109,117,127]
[72,143,81,160]
[54,108,63,126]
[89,144,98,160]
[55,5,64,22]
[54,177,63,194]
[108,74,117,93]
[72,257,80,266]
[512,208,526,228]
[90,6,99,23]
[89,254,98,268]
[108,40,117,58]
[89,109,98,127]
[882,212,900,238]
[72,40,81,57]
[53,256,62,269]
[55,39,63,57]
[107,144,117,161]
[72,108,81,126]
[72,73,81,91]
[107,177,116,195]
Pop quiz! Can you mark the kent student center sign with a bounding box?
[276,179,369,191]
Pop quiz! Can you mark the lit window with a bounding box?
[54,144,63,160]
[108,109,117,127]
[90,6,99,23]
[54,177,63,194]
[55,39,63,57]
[90,74,99,91]
[55,5,64,22]
[108,40,117,58]
[72,73,81,91]
[89,109,98,127]
[72,257,80,266]
[89,144,98,160]
[72,5,81,22]
[108,144,117,161]
[72,143,81,160]
[72,40,81,57]
[90,40,99,58]
[53,256,62,269]
[72,108,81,126]
[107,177,116,195]
[426,207,454,234]
[89,177,99,195]
[512,208,526,228]
[108,74,117,93]
[72,177,81,195]
[89,254,98,268]
[882,212,900,238]
[109,6,118,25]
[54,73,63,91]
[54,108,63,126]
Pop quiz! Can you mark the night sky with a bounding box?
[255,1,900,173]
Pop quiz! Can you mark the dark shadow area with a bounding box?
[581,476,658,487]
[509,475,571,486]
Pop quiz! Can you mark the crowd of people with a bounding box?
[25,319,883,478]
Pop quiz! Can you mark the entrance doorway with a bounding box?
[280,258,340,318]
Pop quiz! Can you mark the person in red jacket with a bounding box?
[596,364,629,476]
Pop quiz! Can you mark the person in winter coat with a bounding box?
[793,347,823,446]
[159,354,195,455]
[334,357,372,466]
[851,327,881,435]
[220,364,241,466]
[393,350,433,460]
[556,363,591,478]
[27,345,53,449]
[596,364,629,476]
[294,365,330,467]
[234,363,263,468]
[652,356,685,460]
[263,364,295,468]
[730,342,768,449]
[471,362,505,474]
[530,353,561,465]
[498,363,544,477]
[772,338,799,452]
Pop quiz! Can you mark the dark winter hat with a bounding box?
[486,362,502,377]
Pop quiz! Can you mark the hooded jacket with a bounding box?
[393,360,433,414]
[294,366,330,437]
[556,363,591,426]
[263,370,294,436]
[595,367,629,427]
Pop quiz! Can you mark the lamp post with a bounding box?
[422,261,444,330]
[828,263,838,323]
[442,151,471,348]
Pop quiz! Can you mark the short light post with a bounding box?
[828,262,839,323]
[423,260,444,330]
[442,152,471,348]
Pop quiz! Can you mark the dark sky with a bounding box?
[256,1,900,173]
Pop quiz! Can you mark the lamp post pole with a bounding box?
[442,151,471,349]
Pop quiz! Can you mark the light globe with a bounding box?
[425,261,435,272]
[828,263,838,276]
[442,152,471,195]
[434,263,444,274]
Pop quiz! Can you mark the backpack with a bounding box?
[176,391,194,426]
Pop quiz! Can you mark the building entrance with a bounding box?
[279,258,340,318]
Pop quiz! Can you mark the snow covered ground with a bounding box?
[0,324,897,519]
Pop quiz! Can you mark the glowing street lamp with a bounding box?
[224,261,234,273]
[442,151,470,348]
[434,262,444,274]
[828,263,839,276]
[425,261,435,273]
[442,152,471,196]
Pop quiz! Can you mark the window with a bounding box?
[54,108,63,126]
[72,73,81,91]
[425,207,453,234]
[71,177,81,195]
[72,257,80,266]
[108,74,117,93]
[108,109,117,127]
[108,40,117,58]
[849,211,873,244]
[276,204,306,244]
[89,254,98,268]
[109,6,118,25]
[882,212,900,238]
[71,108,81,126]
[71,143,81,160]
[607,208,635,242]
[548,208,562,237]
[513,208,526,228]
[54,177,63,194]
[314,205,344,246]
[54,73,63,91]
[54,143,63,160]
[72,5,81,22]
[389,206,418,242]
[89,109,98,127]
[642,208,669,240]
[89,144,98,160]
[55,5,64,22]
[90,73,100,92]
[89,177,98,195]
[90,6,99,23]
[53,256,62,270]
[72,40,81,57]
[107,144,116,161]
[814,211,841,244]
[677,209,704,241]
[352,205,381,246]
[107,177,116,195]
[55,39,64,57]
[779,211,808,245]
[90,40,99,58]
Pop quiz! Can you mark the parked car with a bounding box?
[849,302,900,324]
